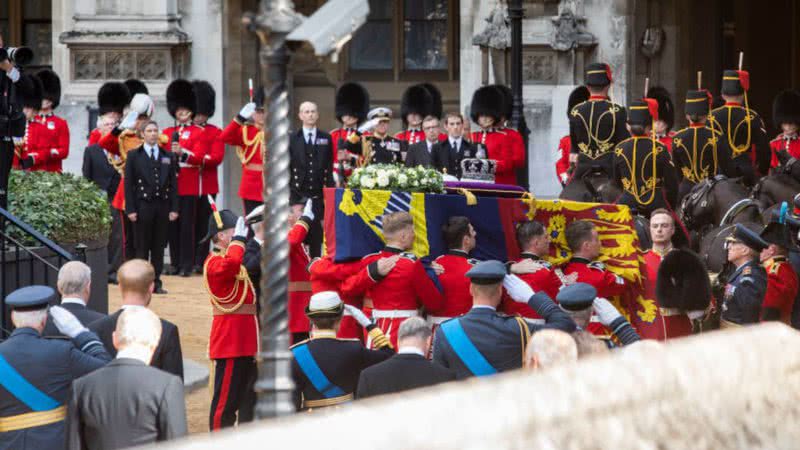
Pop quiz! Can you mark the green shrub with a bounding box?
[7,170,111,245]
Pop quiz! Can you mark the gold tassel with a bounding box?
[456,188,477,206]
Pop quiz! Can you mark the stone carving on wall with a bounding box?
[473,1,511,85]
[523,49,556,84]
[72,49,171,81]
[549,0,596,52]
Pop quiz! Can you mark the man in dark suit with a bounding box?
[43,261,105,337]
[404,115,440,168]
[290,101,334,257]
[89,259,184,380]
[68,307,187,449]
[357,316,454,399]
[124,121,179,294]
[83,116,125,282]
[431,112,478,178]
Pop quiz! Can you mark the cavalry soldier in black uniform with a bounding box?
[671,89,727,202]
[290,291,393,411]
[721,224,768,327]
[710,69,770,186]
[614,98,679,217]
[568,62,629,183]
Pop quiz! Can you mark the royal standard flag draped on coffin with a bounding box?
[323,188,656,325]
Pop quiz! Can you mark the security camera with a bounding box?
[287,0,369,62]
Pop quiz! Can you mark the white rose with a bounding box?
[362,177,376,189]
[377,174,390,187]
[412,179,419,187]
[397,173,408,185]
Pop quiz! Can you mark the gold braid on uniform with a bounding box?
[367,327,393,350]
[203,247,254,313]
[719,79,753,158]
[572,101,619,159]
[615,135,659,206]
[238,125,264,165]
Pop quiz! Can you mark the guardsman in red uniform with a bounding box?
[34,70,68,172]
[469,86,519,185]
[88,82,129,146]
[500,221,562,323]
[190,80,225,270]
[560,220,626,335]
[14,75,55,171]
[647,86,676,153]
[433,217,479,326]
[161,80,203,276]
[709,69,770,186]
[493,84,526,180]
[308,256,368,341]
[330,82,370,186]
[556,86,590,186]
[639,210,708,340]
[769,90,800,171]
[219,88,265,215]
[759,210,799,325]
[202,208,258,431]
[340,211,445,348]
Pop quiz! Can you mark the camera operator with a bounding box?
[0,37,35,209]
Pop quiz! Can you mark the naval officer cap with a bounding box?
[5,285,56,311]
[367,107,392,122]
[465,260,507,285]
[726,223,768,252]
[305,291,344,318]
[556,283,597,311]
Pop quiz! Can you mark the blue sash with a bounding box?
[0,354,61,411]
[291,344,346,398]
[439,319,497,376]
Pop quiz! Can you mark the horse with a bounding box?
[679,176,761,243]
[751,173,800,212]
[559,167,621,204]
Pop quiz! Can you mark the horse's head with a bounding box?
[680,179,715,231]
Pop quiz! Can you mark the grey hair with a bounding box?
[11,309,48,329]
[526,329,578,369]
[115,307,162,349]
[398,317,432,342]
[57,261,92,297]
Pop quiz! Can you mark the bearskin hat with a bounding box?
[491,84,514,121]
[192,80,216,117]
[646,86,675,130]
[400,84,434,126]
[253,85,266,109]
[124,79,148,96]
[656,248,711,311]
[772,90,800,128]
[420,83,443,119]
[18,74,43,110]
[567,86,590,118]
[470,85,504,124]
[335,82,370,124]
[166,79,196,118]
[97,82,130,116]
[36,69,61,109]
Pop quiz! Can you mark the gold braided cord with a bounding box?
[616,136,658,207]
[573,100,619,159]
[724,102,753,158]
[203,251,254,314]
[239,125,264,165]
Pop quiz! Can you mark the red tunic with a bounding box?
[500,254,561,320]
[14,120,55,171]
[288,220,312,334]
[561,257,626,335]
[470,129,518,185]
[36,113,69,172]
[161,124,202,196]
[330,127,361,183]
[308,257,372,340]
[97,129,144,210]
[501,126,525,173]
[769,133,800,168]
[638,249,694,341]
[341,246,444,348]
[219,120,264,202]
[432,250,475,320]
[194,123,225,195]
[88,128,102,146]
[555,135,571,185]
[394,129,447,146]
[762,256,799,325]
[204,239,259,359]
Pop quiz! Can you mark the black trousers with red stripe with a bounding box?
[209,356,257,431]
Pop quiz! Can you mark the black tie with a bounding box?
[150,147,157,161]
[307,132,313,146]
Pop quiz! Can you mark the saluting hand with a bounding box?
[593,297,622,327]
[119,111,139,130]
[302,199,315,221]
[50,305,88,339]
[503,274,535,303]
[344,304,372,328]
[376,255,400,276]
[234,216,248,239]
[239,103,256,121]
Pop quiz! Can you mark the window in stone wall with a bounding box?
[2,0,52,68]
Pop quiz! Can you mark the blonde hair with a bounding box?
[382,211,414,237]
[118,259,155,297]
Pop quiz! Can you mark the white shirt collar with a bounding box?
[61,297,87,306]
[303,127,317,138]
[121,304,147,310]
[450,136,461,145]
[471,305,496,311]
[398,347,426,357]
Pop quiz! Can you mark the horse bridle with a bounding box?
[680,177,718,229]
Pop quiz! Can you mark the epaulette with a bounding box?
[768,259,786,275]
[588,261,606,271]
[400,252,418,261]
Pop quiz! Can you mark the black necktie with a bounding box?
[150,147,156,161]
[307,132,313,146]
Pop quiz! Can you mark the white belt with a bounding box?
[427,315,453,325]
[524,318,545,326]
[371,309,418,319]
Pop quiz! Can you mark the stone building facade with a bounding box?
[4,0,798,208]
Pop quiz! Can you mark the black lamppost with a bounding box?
[508,0,531,190]
[244,0,303,419]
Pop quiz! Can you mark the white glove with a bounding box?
[344,304,372,327]
[503,274,535,303]
[239,103,256,120]
[593,297,622,327]
[358,118,379,133]
[119,110,139,130]
[50,305,88,339]
[234,216,248,239]
[302,199,314,221]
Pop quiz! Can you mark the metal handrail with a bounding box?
[0,206,75,261]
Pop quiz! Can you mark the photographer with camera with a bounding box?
[0,36,35,209]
